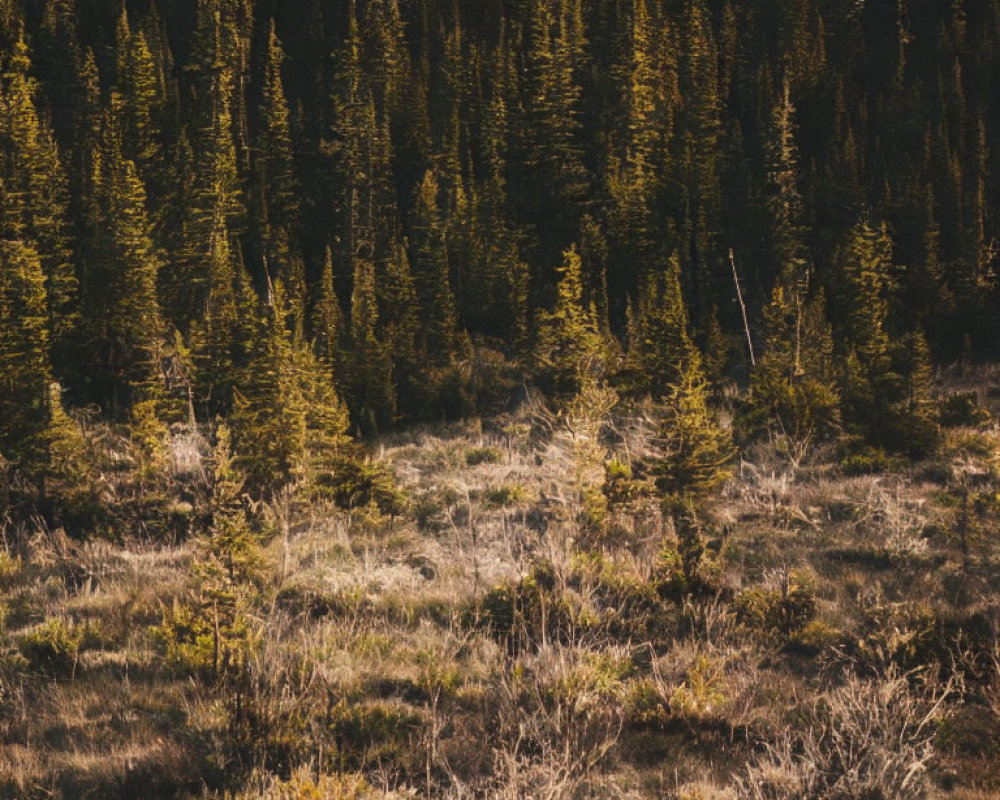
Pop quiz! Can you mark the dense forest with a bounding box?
[3,1,1000,798]
[2,0,999,448]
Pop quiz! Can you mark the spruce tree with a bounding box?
[0,236,51,461]
[115,10,163,185]
[410,168,463,363]
[103,151,164,401]
[750,81,840,443]
[345,250,395,433]
[309,247,342,368]
[620,254,701,397]
[0,34,78,369]
[190,213,239,410]
[231,284,308,493]
[232,283,349,494]
[534,244,606,396]
[253,21,305,311]
[647,355,733,502]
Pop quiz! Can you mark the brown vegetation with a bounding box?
[2,369,1000,799]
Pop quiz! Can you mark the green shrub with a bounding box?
[839,441,899,475]
[327,700,420,770]
[602,456,640,508]
[482,484,525,507]
[473,561,588,652]
[670,653,728,720]
[747,370,842,443]
[939,392,991,427]
[735,580,817,637]
[317,457,408,517]
[465,446,503,466]
[18,617,82,675]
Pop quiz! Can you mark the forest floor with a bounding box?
[2,369,1000,799]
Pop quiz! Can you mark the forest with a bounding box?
[1,0,1000,798]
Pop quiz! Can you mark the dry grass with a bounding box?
[2,371,1000,798]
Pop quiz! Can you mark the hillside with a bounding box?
[2,369,999,799]
[2,0,1000,797]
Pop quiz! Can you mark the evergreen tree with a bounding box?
[647,355,733,502]
[190,212,240,409]
[410,168,463,363]
[253,21,305,311]
[521,0,589,249]
[0,34,78,368]
[620,254,700,397]
[345,249,395,433]
[115,11,163,186]
[534,244,606,396]
[80,97,165,410]
[103,149,164,401]
[0,236,51,461]
[232,283,349,494]
[309,246,342,368]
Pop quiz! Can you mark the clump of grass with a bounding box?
[482,485,526,507]
[17,617,82,676]
[466,446,503,466]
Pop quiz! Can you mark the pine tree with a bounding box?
[0,34,78,369]
[37,0,83,151]
[190,212,240,409]
[38,381,90,509]
[232,283,349,494]
[837,217,939,453]
[345,249,395,433]
[675,0,724,320]
[231,284,307,493]
[607,0,676,286]
[81,96,165,411]
[377,239,421,413]
[521,0,589,246]
[410,168,463,363]
[841,217,895,377]
[764,78,807,281]
[253,21,304,310]
[115,10,163,184]
[0,236,51,461]
[647,355,733,502]
[752,278,840,442]
[309,247,342,368]
[534,244,606,396]
[158,128,195,327]
[621,254,701,397]
[745,78,841,442]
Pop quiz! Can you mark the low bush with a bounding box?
[939,391,991,427]
[17,617,82,676]
[465,446,503,466]
[735,580,817,638]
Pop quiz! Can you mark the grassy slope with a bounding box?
[1,373,999,799]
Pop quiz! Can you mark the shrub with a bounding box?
[669,653,729,721]
[839,441,899,475]
[939,392,991,427]
[735,578,817,637]
[735,669,952,800]
[748,370,842,443]
[602,456,640,508]
[18,617,82,676]
[474,561,599,653]
[217,766,407,799]
[482,484,525,507]
[317,456,408,517]
[328,700,421,771]
[465,446,503,466]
